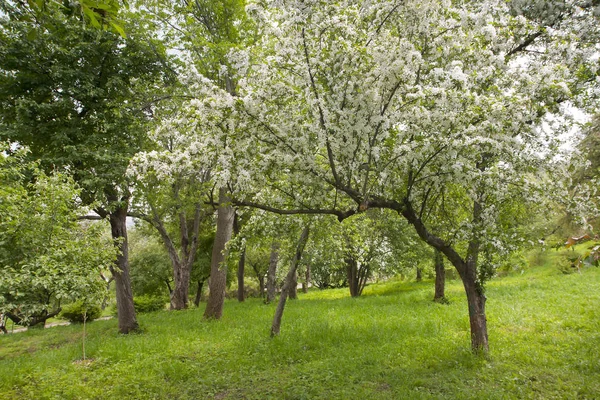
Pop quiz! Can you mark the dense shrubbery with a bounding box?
[133,295,167,313]
[60,301,102,323]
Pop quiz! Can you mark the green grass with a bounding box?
[1,249,599,399]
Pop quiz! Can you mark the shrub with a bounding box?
[60,301,102,323]
[133,295,167,313]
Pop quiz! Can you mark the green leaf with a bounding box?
[110,21,126,38]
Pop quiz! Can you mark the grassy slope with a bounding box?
[1,248,599,399]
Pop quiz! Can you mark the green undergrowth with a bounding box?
[1,252,599,399]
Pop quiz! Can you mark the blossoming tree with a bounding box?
[232,0,599,351]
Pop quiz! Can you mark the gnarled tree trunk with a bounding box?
[271,226,310,337]
[265,241,280,304]
[204,188,235,320]
[109,205,139,334]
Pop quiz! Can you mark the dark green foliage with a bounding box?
[0,4,172,207]
[60,301,102,323]
[133,295,167,313]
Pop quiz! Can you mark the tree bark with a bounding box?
[271,225,310,337]
[237,246,246,302]
[204,188,235,320]
[302,264,311,293]
[433,250,447,303]
[346,256,359,297]
[416,267,422,282]
[460,262,489,352]
[265,241,280,304]
[289,269,298,300]
[194,280,204,307]
[109,205,139,334]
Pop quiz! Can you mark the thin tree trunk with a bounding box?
[434,250,447,303]
[302,264,310,293]
[204,188,235,320]
[346,257,359,297]
[357,265,369,296]
[258,275,265,299]
[251,263,265,298]
[289,269,298,300]
[265,241,280,304]
[416,267,422,282]
[109,206,139,334]
[194,280,204,307]
[237,246,246,302]
[271,226,310,337]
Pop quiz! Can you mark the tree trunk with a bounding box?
[109,206,139,334]
[289,269,298,299]
[252,262,266,298]
[170,261,190,310]
[194,280,204,307]
[271,226,310,337]
[302,264,310,293]
[265,241,280,304]
[204,188,235,320]
[416,267,422,282]
[357,264,369,296]
[237,246,246,302]
[400,197,490,352]
[433,250,447,303]
[346,257,359,297]
[460,264,489,352]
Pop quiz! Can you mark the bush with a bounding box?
[60,301,102,323]
[133,295,167,313]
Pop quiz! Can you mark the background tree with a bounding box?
[0,3,172,333]
[0,146,115,327]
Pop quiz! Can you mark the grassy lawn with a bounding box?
[1,248,599,399]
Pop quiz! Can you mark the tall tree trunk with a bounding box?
[289,269,298,299]
[271,226,310,337]
[302,264,310,293]
[237,246,246,302]
[194,280,204,307]
[416,267,422,282]
[204,188,235,320]
[434,250,447,303]
[346,257,359,297]
[265,241,280,304]
[109,206,139,334]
